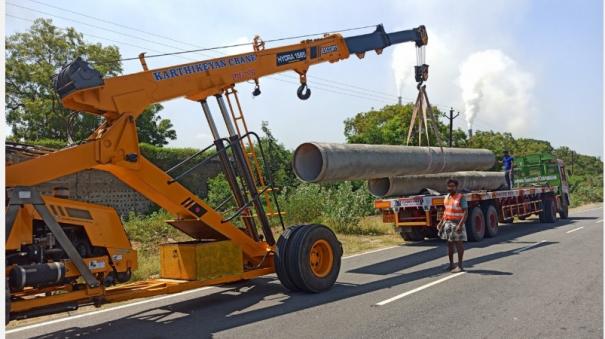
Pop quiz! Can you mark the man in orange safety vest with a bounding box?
[437,178,468,272]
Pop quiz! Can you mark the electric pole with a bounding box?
[441,107,460,147]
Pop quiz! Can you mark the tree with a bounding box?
[6,18,121,142]
[343,103,467,147]
[467,130,517,156]
[136,104,177,146]
[6,18,176,146]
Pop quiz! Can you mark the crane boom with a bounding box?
[53,25,427,120]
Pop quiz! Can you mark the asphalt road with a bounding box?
[7,206,603,339]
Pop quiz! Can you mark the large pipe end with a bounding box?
[293,143,324,183]
[368,177,391,197]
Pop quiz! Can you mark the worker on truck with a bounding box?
[437,179,468,273]
[502,150,515,189]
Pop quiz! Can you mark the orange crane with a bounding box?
[5,24,428,321]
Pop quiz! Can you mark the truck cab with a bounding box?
[513,153,570,217]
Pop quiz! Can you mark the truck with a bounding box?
[374,153,571,242]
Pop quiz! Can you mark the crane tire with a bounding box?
[285,224,342,293]
[275,225,305,292]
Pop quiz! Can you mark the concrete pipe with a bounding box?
[368,171,507,197]
[293,142,496,183]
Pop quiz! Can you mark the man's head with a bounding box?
[503,150,509,156]
[446,178,459,194]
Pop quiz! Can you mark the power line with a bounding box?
[6,14,198,63]
[10,2,376,63]
[18,0,402,100]
[6,13,394,105]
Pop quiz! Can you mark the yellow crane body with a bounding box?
[5,24,427,321]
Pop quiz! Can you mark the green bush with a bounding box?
[569,174,603,207]
[123,210,183,248]
[321,182,375,234]
[278,182,375,234]
[279,183,327,225]
[139,143,202,170]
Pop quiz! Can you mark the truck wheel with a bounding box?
[281,224,342,293]
[424,227,439,239]
[559,205,569,219]
[465,207,485,242]
[275,225,304,292]
[399,227,425,241]
[483,205,499,238]
[539,198,557,223]
[559,195,569,219]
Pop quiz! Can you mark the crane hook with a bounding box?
[252,79,261,97]
[252,85,261,97]
[297,84,311,100]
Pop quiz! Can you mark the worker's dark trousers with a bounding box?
[505,170,514,189]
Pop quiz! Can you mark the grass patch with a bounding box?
[132,249,160,281]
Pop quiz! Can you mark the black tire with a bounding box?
[559,195,569,219]
[465,207,485,242]
[539,197,557,223]
[274,225,305,292]
[116,268,132,283]
[399,227,425,241]
[285,224,342,293]
[424,227,439,239]
[483,204,499,238]
[6,282,10,325]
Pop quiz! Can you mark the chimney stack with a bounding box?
[397,96,402,105]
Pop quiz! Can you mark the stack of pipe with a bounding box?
[292,142,503,197]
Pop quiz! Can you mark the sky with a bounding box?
[5,0,603,156]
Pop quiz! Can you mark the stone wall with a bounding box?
[7,145,223,217]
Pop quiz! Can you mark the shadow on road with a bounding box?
[463,269,513,276]
[349,217,569,276]
[26,216,582,339]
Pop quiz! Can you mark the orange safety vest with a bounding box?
[443,193,466,220]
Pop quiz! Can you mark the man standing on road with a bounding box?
[502,150,515,189]
[437,179,468,273]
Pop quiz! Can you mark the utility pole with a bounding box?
[441,107,460,147]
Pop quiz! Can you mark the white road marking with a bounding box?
[5,286,215,334]
[566,226,584,234]
[594,219,603,223]
[343,246,399,259]
[375,272,466,306]
[512,240,547,254]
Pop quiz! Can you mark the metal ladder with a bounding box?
[224,87,281,218]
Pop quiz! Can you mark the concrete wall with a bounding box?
[7,150,223,217]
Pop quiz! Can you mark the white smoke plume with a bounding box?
[458,50,535,133]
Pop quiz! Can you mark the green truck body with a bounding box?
[513,153,570,206]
